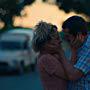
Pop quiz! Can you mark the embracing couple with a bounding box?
[32,16,90,90]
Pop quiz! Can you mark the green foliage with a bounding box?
[0,0,35,29]
[56,0,90,16]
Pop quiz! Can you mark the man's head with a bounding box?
[62,16,88,47]
[32,21,61,52]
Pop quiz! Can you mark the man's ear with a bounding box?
[79,34,85,42]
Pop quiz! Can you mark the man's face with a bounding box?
[62,28,85,48]
[62,28,75,43]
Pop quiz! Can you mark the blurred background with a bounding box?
[0,0,90,90]
[0,0,90,31]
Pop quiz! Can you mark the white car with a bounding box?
[0,28,38,74]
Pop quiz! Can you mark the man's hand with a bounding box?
[70,34,85,64]
[70,34,84,50]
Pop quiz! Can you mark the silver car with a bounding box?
[0,28,38,74]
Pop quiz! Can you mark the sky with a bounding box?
[0,0,89,31]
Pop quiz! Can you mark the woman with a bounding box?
[32,21,68,90]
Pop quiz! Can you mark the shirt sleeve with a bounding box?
[74,46,90,75]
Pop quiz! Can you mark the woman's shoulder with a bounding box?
[38,54,59,70]
[38,54,57,61]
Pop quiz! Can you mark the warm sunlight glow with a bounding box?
[0,21,5,29]
[13,0,89,32]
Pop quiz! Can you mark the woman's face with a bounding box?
[43,33,62,54]
[47,34,62,48]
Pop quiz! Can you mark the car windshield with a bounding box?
[0,41,28,50]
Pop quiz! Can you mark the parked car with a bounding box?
[0,28,38,74]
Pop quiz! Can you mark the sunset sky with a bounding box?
[0,0,89,31]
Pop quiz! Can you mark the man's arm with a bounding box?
[59,48,89,81]
[60,56,83,80]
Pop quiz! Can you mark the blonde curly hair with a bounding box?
[32,21,59,52]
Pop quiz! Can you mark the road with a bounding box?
[0,70,43,90]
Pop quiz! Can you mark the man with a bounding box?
[60,16,90,90]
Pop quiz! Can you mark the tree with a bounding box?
[24,0,35,5]
[0,0,35,29]
[0,0,19,29]
[56,0,90,16]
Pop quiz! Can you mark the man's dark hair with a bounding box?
[62,16,88,36]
